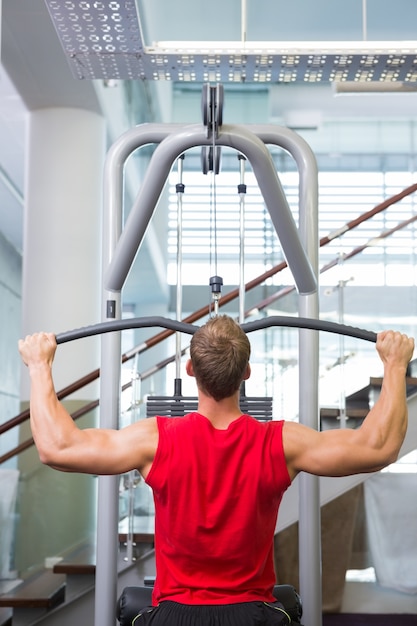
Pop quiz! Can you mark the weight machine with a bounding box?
[55,85,376,626]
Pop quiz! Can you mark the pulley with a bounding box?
[201,146,222,175]
[201,83,224,139]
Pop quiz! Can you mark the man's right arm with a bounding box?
[283,330,414,480]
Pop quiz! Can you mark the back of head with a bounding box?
[190,315,251,401]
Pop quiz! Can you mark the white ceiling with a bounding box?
[0,0,102,253]
[1,0,417,255]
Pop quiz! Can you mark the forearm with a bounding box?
[359,362,408,466]
[28,363,79,466]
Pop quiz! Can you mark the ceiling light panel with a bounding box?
[45,0,145,79]
[44,2,417,83]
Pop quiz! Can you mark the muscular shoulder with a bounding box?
[126,417,159,476]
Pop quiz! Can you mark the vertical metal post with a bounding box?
[95,125,174,626]
[297,139,321,626]
[338,261,347,430]
[252,126,322,626]
[297,325,321,626]
[238,154,247,323]
[175,156,185,382]
[95,150,123,626]
[241,0,247,43]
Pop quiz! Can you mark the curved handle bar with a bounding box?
[56,317,199,344]
[55,315,377,345]
[241,316,377,343]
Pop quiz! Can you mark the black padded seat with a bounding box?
[116,584,303,625]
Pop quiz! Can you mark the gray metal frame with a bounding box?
[97,123,320,626]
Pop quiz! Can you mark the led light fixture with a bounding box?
[44,2,417,83]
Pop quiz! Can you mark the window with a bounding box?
[167,162,417,288]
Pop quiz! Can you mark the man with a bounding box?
[18,315,414,626]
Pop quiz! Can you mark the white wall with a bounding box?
[0,230,21,469]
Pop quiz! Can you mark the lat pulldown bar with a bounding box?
[54,316,377,345]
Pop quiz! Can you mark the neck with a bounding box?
[197,391,242,430]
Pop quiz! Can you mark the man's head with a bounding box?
[187,315,251,401]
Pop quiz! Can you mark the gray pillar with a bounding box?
[20,106,105,576]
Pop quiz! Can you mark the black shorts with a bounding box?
[130,599,294,626]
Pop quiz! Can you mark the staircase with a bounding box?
[0,535,155,626]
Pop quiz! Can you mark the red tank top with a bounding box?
[145,413,291,605]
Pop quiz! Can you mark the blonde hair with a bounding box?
[190,315,251,401]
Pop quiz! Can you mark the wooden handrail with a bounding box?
[0,370,100,436]
[252,211,417,313]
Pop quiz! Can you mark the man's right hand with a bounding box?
[18,332,57,370]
